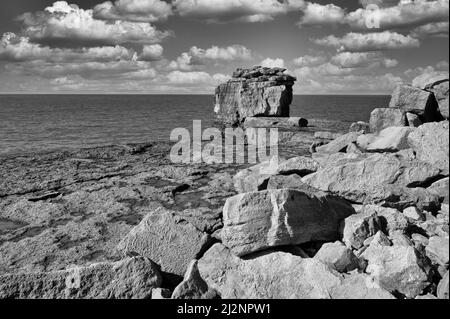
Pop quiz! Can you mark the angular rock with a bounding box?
[425,236,449,267]
[363,230,392,249]
[341,210,383,249]
[171,260,218,299]
[315,132,361,154]
[232,157,280,193]
[349,121,370,134]
[414,75,449,119]
[330,274,395,299]
[403,206,424,221]
[198,243,342,299]
[314,241,360,273]
[244,117,308,128]
[214,67,295,125]
[369,108,406,133]
[276,156,319,176]
[437,271,449,299]
[303,153,442,210]
[361,127,415,152]
[346,142,363,154]
[266,174,316,192]
[406,112,422,127]
[428,177,449,204]
[116,207,211,279]
[363,245,429,298]
[363,205,409,235]
[221,188,355,256]
[408,121,449,174]
[0,257,162,299]
[389,84,440,122]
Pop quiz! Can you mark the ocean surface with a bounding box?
[0,94,390,156]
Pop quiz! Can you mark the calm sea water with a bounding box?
[0,94,390,156]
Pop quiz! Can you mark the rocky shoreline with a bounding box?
[0,67,449,299]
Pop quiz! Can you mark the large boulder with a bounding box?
[221,188,355,256]
[197,243,342,299]
[389,84,440,122]
[315,132,361,154]
[408,121,449,174]
[214,66,296,125]
[369,108,407,133]
[357,127,415,152]
[413,74,449,119]
[362,244,429,298]
[116,207,211,280]
[303,153,442,210]
[0,257,162,299]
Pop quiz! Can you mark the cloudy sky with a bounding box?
[0,0,448,94]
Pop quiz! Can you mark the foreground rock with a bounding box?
[314,241,360,273]
[357,127,414,152]
[330,273,395,299]
[389,84,440,122]
[221,188,355,256]
[171,260,218,299]
[408,121,449,174]
[198,243,342,299]
[214,66,296,125]
[244,117,308,128]
[0,257,162,299]
[116,207,211,280]
[303,153,443,210]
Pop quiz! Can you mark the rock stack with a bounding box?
[214,66,297,126]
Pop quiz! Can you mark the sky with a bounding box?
[0,0,448,94]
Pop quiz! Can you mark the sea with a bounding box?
[0,94,390,156]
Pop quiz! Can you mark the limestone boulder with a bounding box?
[349,121,370,134]
[330,274,396,299]
[315,132,361,154]
[314,241,361,273]
[221,188,355,256]
[276,156,319,176]
[425,236,449,267]
[408,121,449,174]
[0,257,162,299]
[198,243,342,299]
[171,260,218,299]
[116,207,211,280]
[427,177,449,204]
[369,108,406,133]
[359,127,415,152]
[341,210,383,249]
[233,157,280,193]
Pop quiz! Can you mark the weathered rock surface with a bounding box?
[171,260,218,299]
[214,66,296,125]
[315,132,361,154]
[266,174,315,192]
[389,84,440,122]
[341,210,383,249]
[362,244,429,298]
[413,74,449,119]
[244,117,308,128]
[425,236,449,267]
[198,243,342,299]
[303,153,442,209]
[349,121,370,134]
[221,188,355,256]
[369,108,406,133]
[406,112,422,127]
[232,158,280,193]
[437,271,449,299]
[276,156,319,176]
[407,121,449,174]
[116,207,211,279]
[358,127,415,152]
[428,177,449,204]
[314,241,360,273]
[0,257,162,299]
[330,273,395,299]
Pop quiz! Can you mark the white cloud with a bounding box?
[314,31,420,52]
[298,3,346,26]
[166,70,229,85]
[93,0,173,22]
[293,55,327,67]
[174,0,305,23]
[331,51,398,68]
[261,57,285,68]
[189,45,252,63]
[346,0,449,30]
[411,21,449,38]
[17,1,171,45]
[140,44,164,61]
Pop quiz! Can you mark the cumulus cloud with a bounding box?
[314,31,420,52]
[411,21,449,38]
[260,57,285,68]
[166,70,229,85]
[293,55,327,67]
[139,44,164,61]
[0,32,137,62]
[331,52,398,68]
[298,2,346,26]
[93,0,173,23]
[174,0,305,23]
[189,45,252,63]
[346,0,449,30]
[17,1,171,45]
